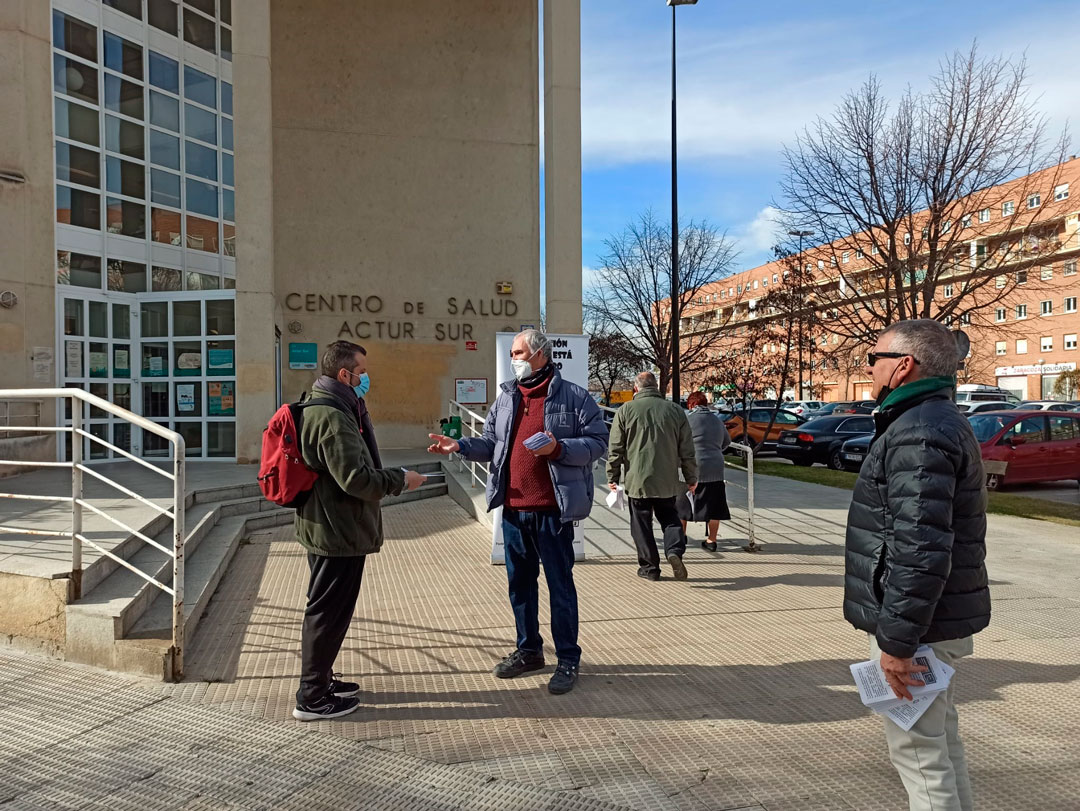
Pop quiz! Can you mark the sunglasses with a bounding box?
[867,351,920,367]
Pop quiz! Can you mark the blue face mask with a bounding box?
[353,372,370,398]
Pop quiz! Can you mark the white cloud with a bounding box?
[732,206,784,257]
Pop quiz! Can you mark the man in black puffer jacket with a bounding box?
[845,319,989,811]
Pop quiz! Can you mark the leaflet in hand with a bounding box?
[523,431,553,451]
[849,646,955,732]
[605,485,626,511]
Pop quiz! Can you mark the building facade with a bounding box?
[680,159,1080,403]
[1,0,584,462]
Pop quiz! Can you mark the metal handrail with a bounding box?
[448,400,490,490]
[0,388,186,679]
[598,402,758,552]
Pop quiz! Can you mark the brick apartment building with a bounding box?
[680,158,1080,403]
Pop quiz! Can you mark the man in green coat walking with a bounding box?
[606,372,697,581]
[292,340,426,721]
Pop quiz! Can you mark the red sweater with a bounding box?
[505,375,559,510]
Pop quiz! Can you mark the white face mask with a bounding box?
[511,348,538,381]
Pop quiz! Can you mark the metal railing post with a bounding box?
[744,447,759,552]
[70,394,83,598]
[171,442,185,681]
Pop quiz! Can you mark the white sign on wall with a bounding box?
[995,362,1076,376]
[490,332,591,565]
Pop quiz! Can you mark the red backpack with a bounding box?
[257,395,354,508]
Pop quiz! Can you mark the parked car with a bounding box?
[955,384,1020,404]
[957,401,1017,414]
[832,400,876,415]
[838,434,873,471]
[775,415,877,469]
[805,402,849,417]
[1014,400,1078,412]
[724,407,805,449]
[784,400,824,417]
[967,411,1080,489]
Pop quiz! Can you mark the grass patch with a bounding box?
[730,459,1080,528]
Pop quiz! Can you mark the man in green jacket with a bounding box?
[606,372,697,581]
[292,340,426,721]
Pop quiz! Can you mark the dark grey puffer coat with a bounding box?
[844,385,991,658]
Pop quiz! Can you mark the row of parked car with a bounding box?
[716,398,1080,488]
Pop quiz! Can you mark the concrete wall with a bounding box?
[0,3,57,398]
[265,0,541,450]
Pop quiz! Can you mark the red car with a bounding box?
[967,411,1080,489]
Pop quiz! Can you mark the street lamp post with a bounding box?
[668,0,697,404]
[788,229,814,400]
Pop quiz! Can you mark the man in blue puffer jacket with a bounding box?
[427,329,607,695]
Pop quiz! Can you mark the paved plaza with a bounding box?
[3,471,1080,809]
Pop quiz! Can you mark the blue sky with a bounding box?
[568,0,1076,281]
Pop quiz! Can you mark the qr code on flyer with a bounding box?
[913,656,936,684]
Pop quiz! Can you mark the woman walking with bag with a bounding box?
[677,392,732,552]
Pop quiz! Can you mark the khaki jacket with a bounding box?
[606,387,697,499]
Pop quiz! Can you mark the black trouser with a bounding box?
[296,553,366,705]
[628,497,686,574]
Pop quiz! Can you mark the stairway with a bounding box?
[64,460,446,681]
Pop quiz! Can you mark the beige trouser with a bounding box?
[869,635,975,811]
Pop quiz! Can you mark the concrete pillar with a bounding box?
[543,0,582,334]
[232,0,277,463]
[0,3,56,395]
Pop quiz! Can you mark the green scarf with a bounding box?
[879,375,957,410]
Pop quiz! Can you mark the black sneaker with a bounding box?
[292,694,360,722]
[637,567,660,581]
[667,554,688,581]
[548,661,579,695]
[329,672,360,698]
[493,649,545,679]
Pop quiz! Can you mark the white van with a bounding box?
[955,384,1020,404]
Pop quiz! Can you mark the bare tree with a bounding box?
[584,309,640,405]
[780,44,1070,345]
[586,211,739,395]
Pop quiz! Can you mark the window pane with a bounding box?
[106,198,146,238]
[114,348,131,379]
[185,140,217,180]
[173,300,202,335]
[143,421,170,456]
[220,0,231,23]
[148,52,179,93]
[185,104,216,144]
[104,32,143,79]
[151,207,183,245]
[149,129,180,169]
[58,253,101,290]
[220,26,231,61]
[89,301,108,337]
[142,382,170,416]
[207,421,235,457]
[103,0,142,20]
[63,297,84,335]
[220,116,233,150]
[141,302,169,337]
[56,185,100,229]
[222,188,234,222]
[53,54,98,104]
[187,0,215,14]
[55,99,99,147]
[221,152,233,186]
[220,81,232,115]
[105,116,144,158]
[174,340,202,376]
[56,142,100,188]
[106,156,145,198]
[185,177,218,217]
[148,0,178,35]
[104,74,144,119]
[53,11,97,62]
[186,271,219,290]
[113,382,131,409]
[89,345,109,379]
[207,339,233,373]
[108,259,147,292]
[207,381,234,416]
[150,168,181,207]
[113,303,131,339]
[151,266,183,291]
[1049,417,1078,441]
[206,299,235,334]
[223,276,235,289]
[186,214,218,251]
[150,91,179,131]
[177,421,204,455]
[222,222,235,256]
[183,8,216,53]
[184,66,215,108]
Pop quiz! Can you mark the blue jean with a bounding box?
[502,508,581,665]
